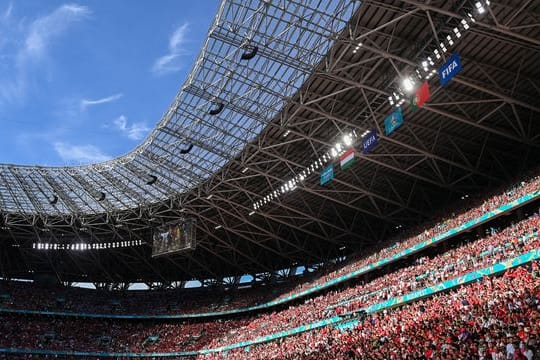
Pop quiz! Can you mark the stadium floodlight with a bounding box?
[401,77,415,93]
[214,225,222,230]
[343,134,352,146]
[206,194,213,200]
[283,130,290,137]
[453,27,462,38]
[446,35,454,46]
[439,42,447,53]
[242,167,248,173]
[461,19,470,30]
[475,1,485,14]
[248,211,255,216]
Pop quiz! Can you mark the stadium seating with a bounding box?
[0,175,539,357]
[210,264,539,359]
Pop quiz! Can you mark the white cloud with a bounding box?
[2,3,13,23]
[54,142,110,164]
[113,115,150,140]
[80,93,123,111]
[22,4,91,61]
[0,3,91,105]
[152,22,189,75]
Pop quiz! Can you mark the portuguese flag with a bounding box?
[411,82,430,110]
[340,148,356,170]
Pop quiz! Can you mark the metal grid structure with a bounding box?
[1,0,540,286]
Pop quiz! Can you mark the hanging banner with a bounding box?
[339,148,356,170]
[411,82,430,110]
[384,108,403,135]
[438,53,461,87]
[320,164,334,185]
[362,129,378,154]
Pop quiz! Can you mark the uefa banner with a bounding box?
[361,129,378,153]
[384,108,403,135]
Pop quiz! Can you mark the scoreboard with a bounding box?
[151,218,196,258]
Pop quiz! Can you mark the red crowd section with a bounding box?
[209,265,539,360]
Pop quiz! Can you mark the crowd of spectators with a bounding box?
[270,170,540,303]
[0,212,537,355]
[0,314,250,354]
[2,170,539,319]
[206,263,539,359]
[202,214,540,349]
[0,279,293,316]
[0,170,538,358]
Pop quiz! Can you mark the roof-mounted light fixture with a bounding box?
[48,194,58,205]
[179,143,194,154]
[208,102,224,115]
[145,175,157,185]
[95,192,106,202]
[240,44,258,60]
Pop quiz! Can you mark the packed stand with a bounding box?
[202,262,540,359]
[0,314,249,354]
[1,213,537,354]
[271,170,540,302]
[203,215,540,348]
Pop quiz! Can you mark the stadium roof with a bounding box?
[1,0,539,284]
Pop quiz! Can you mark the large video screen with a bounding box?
[151,218,196,258]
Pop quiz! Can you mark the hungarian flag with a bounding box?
[411,82,430,109]
[340,148,356,170]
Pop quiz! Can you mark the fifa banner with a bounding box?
[439,53,461,87]
[320,164,334,185]
[361,129,378,154]
[384,108,403,135]
[152,218,197,257]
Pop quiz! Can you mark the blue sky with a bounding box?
[0,1,218,166]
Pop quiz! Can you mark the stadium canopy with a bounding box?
[1,0,539,285]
